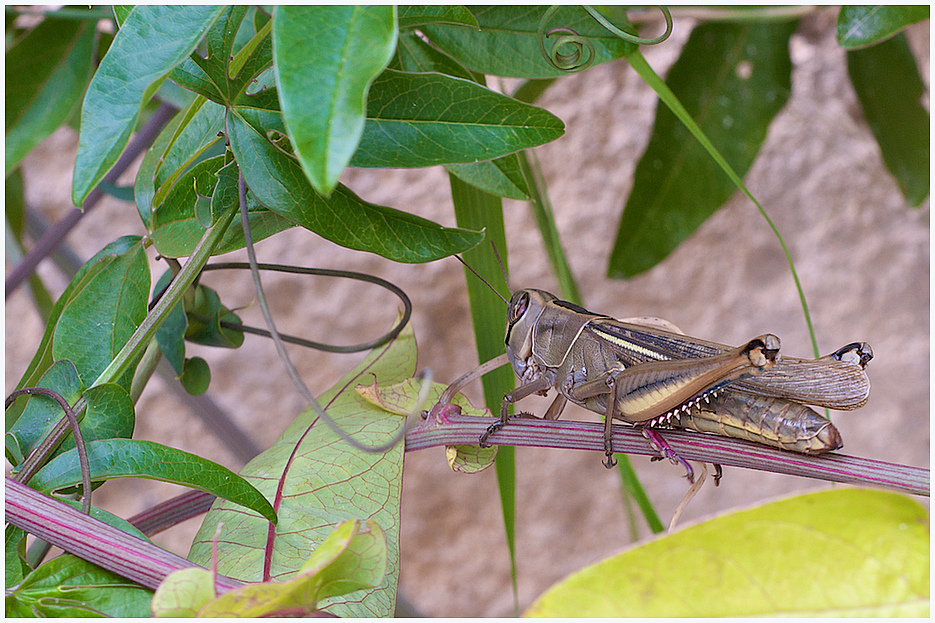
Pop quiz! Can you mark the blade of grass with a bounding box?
[625,49,821,361]
[516,150,581,304]
[449,173,519,615]
[512,72,663,539]
[616,454,664,534]
[518,149,665,536]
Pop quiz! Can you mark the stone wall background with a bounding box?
[6,10,929,617]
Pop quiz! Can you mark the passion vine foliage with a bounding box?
[5,5,929,618]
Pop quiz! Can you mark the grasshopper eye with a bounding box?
[509,292,529,323]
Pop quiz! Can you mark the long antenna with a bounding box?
[454,254,509,304]
[489,241,511,293]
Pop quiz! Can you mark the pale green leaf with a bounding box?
[526,488,929,617]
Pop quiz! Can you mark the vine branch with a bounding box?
[408,412,929,497]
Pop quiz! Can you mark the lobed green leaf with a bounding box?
[72,5,224,206]
[30,438,277,525]
[273,6,397,195]
[608,20,797,278]
[351,69,565,168]
[837,5,930,50]
[5,10,96,175]
[847,34,930,206]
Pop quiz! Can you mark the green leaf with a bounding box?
[6,525,29,589]
[398,5,479,29]
[447,154,530,200]
[112,5,132,26]
[179,357,211,396]
[30,438,277,525]
[184,285,244,349]
[185,6,250,102]
[6,360,84,466]
[150,567,215,617]
[152,269,187,375]
[151,98,226,206]
[52,236,149,388]
[357,377,497,472]
[273,6,398,195]
[526,488,930,617]
[59,501,150,542]
[837,5,930,50]
[227,110,484,262]
[60,384,136,453]
[72,5,224,206]
[608,20,797,278]
[168,6,274,106]
[392,29,479,80]
[5,555,153,618]
[5,10,96,175]
[198,520,387,617]
[350,69,565,168]
[5,171,55,318]
[149,156,294,258]
[133,106,184,229]
[847,34,929,206]
[8,237,141,425]
[189,321,418,616]
[5,168,25,237]
[8,380,135,469]
[420,6,636,78]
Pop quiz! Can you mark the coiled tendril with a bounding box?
[538,5,674,73]
[538,6,596,72]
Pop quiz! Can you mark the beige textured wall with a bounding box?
[6,11,928,617]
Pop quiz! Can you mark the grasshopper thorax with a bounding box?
[504,289,556,378]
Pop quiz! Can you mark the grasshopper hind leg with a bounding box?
[642,426,696,483]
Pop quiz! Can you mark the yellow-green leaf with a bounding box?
[526,488,929,617]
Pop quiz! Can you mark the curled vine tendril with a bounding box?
[538,6,595,72]
[538,5,674,73]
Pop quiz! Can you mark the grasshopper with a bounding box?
[475,289,872,475]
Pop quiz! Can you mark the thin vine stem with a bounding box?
[199,262,412,353]
[235,172,429,454]
[6,387,92,514]
[583,5,672,45]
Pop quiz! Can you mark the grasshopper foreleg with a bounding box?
[479,375,554,448]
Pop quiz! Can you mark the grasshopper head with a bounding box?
[505,289,555,377]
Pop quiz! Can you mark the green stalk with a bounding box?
[518,148,663,536]
[449,173,519,616]
[90,208,236,389]
[518,150,581,304]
